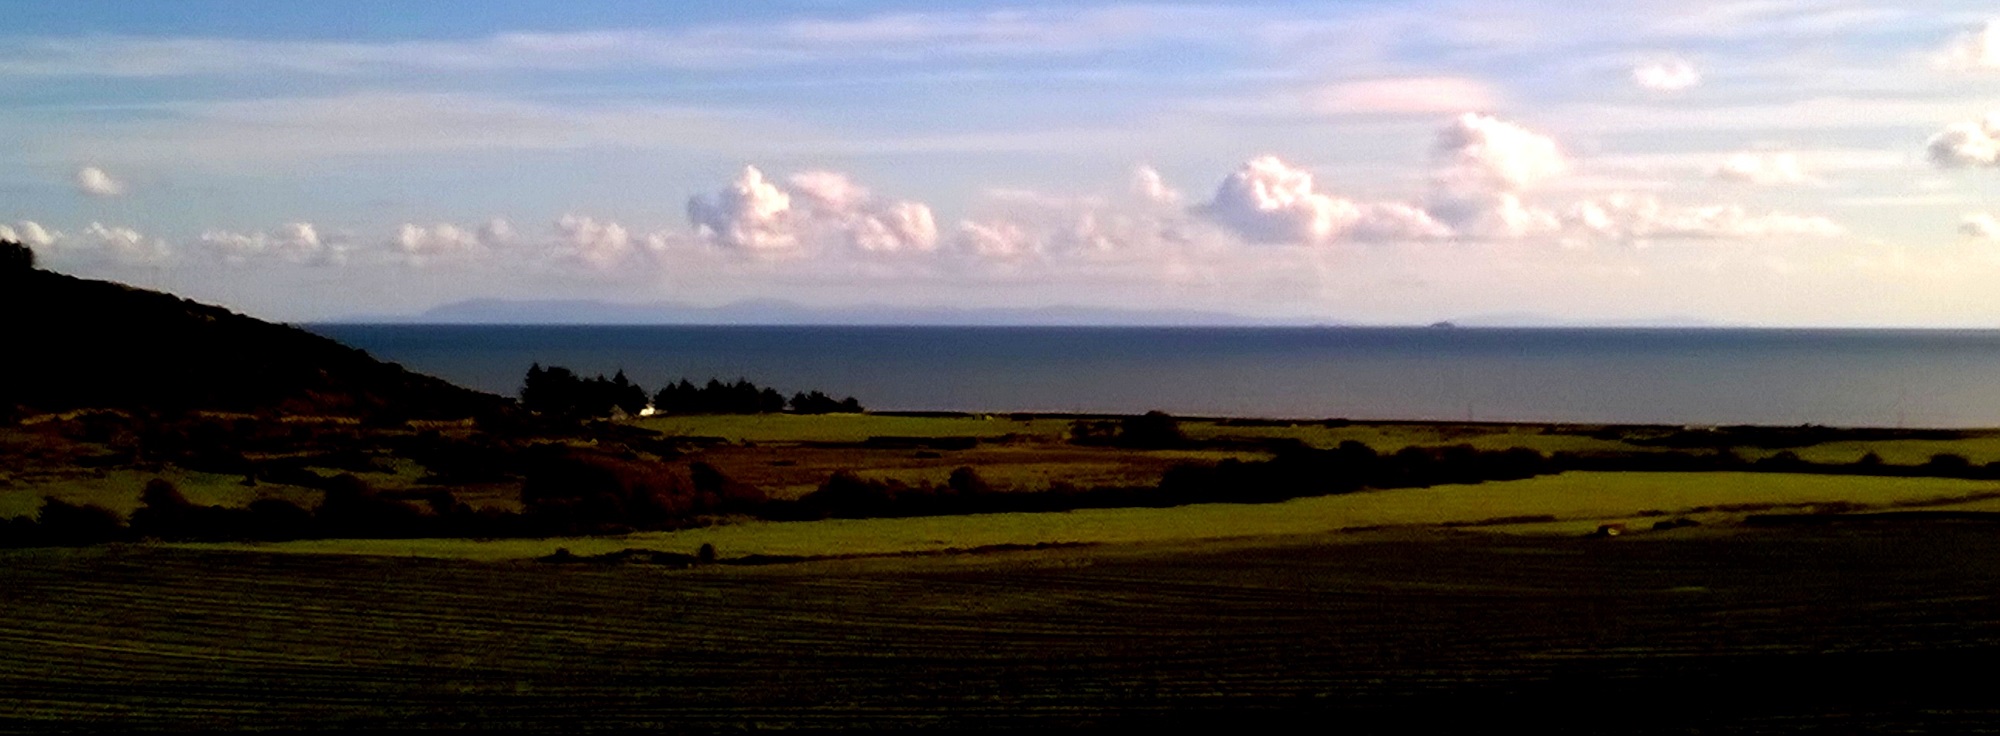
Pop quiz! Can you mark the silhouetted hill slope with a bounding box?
[0,264,509,419]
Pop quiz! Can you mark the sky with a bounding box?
[10,0,2000,325]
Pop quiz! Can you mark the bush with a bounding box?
[34,497,126,545]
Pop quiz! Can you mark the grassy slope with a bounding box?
[185,471,1997,561]
[0,267,507,417]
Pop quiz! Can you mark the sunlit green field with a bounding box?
[1740,436,2000,465]
[183,471,1998,561]
[0,468,322,518]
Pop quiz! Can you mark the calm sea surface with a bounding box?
[306,325,2000,428]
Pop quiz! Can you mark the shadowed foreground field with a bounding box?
[6,527,2000,733]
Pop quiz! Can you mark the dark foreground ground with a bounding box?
[5,527,2000,733]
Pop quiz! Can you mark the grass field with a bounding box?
[185,471,1999,561]
[9,528,2000,732]
[0,467,322,519]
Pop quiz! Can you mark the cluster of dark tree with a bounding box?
[1069,411,1189,449]
[653,378,787,414]
[520,365,864,418]
[519,365,649,419]
[654,378,860,415]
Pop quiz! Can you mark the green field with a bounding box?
[185,471,1999,561]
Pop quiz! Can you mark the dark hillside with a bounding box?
[0,250,507,419]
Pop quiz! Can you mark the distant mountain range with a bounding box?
[347,299,1291,327]
[1442,312,1733,328]
[340,298,1732,329]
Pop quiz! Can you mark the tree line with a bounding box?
[520,365,862,418]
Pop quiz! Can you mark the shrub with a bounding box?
[34,497,126,545]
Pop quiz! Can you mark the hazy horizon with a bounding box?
[9,1,2000,327]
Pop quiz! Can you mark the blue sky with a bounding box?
[9,0,2000,324]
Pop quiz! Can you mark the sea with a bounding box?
[306,325,2000,428]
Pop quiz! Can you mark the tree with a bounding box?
[0,239,33,274]
[1117,411,1185,449]
[607,370,648,416]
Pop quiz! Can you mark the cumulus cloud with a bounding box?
[77,222,171,263]
[1432,113,1566,191]
[200,222,338,265]
[392,217,513,264]
[0,220,170,264]
[1714,152,1813,186]
[787,170,938,253]
[1426,190,1562,239]
[1564,193,1844,243]
[1961,213,2000,239]
[953,219,1036,260]
[0,220,56,247]
[1423,113,1567,237]
[1132,166,1182,206]
[1631,58,1701,91]
[688,165,939,255]
[554,214,639,270]
[687,166,799,253]
[74,166,125,197]
[1201,155,1450,244]
[1935,20,2000,70]
[1927,114,2000,167]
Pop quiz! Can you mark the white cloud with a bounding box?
[954,219,1036,261]
[392,220,509,264]
[1631,58,1700,92]
[1201,155,1449,244]
[1927,114,2000,167]
[1424,113,1566,238]
[687,166,800,253]
[74,166,124,197]
[1934,20,2000,70]
[554,214,638,270]
[3,221,170,265]
[786,170,939,253]
[1432,113,1566,191]
[0,220,56,247]
[1426,190,1562,239]
[689,166,939,255]
[1962,213,2000,239]
[1714,152,1813,186]
[200,222,337,265]
[1132,166,1183,207]
[479,217,516,244]
[1564,194,1844,243]
[77,222,170,264]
